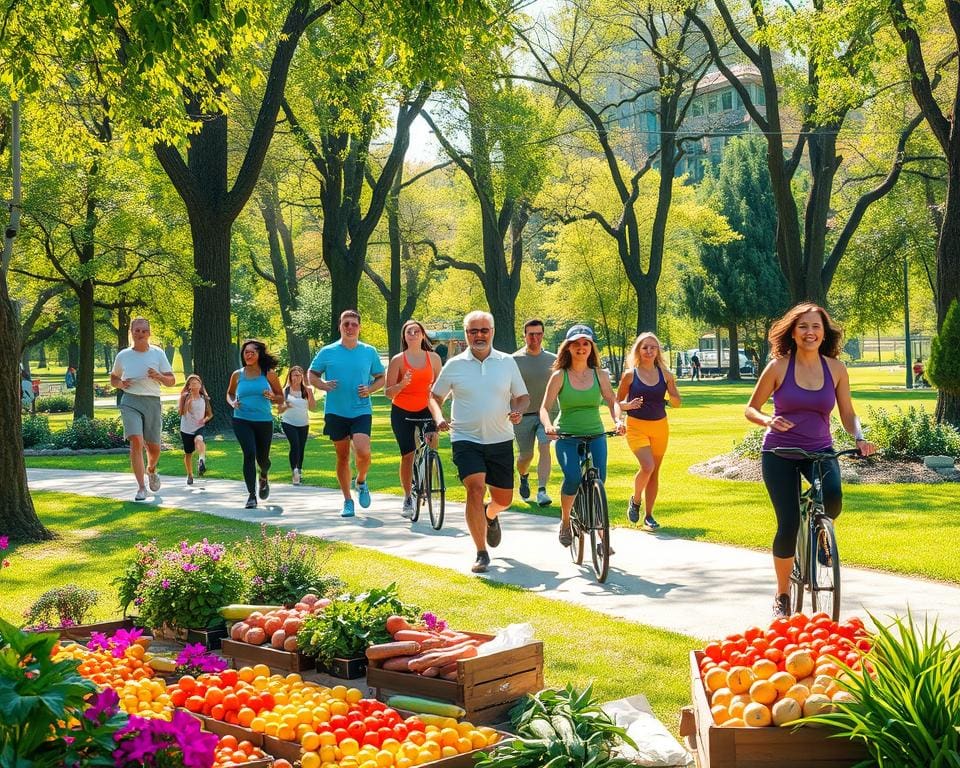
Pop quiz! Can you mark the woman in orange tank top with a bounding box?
[385,320,443,519]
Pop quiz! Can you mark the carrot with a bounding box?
[393,629,437,643]
[381,655,415,672]
[420,666,441,677]
[438,661,459,676]
[441,669,459,680]
[366,641,421,660]
[408,642,478,673]
[385,616,412,635]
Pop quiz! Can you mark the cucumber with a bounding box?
[218,604,283,620]
[387,695,466,719]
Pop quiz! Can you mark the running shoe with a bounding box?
[643,515,660,531]
[244,495,258,509]
[186,476,194,486]
[357,481,371,509]
[558,523,573,547]
[134,488,148,501]
[627,497,641,524]
[536,488,552,507]
[597,540,615,557]
[772,593,790,619]
[518,474,531,500]
[485,509,502,548]
[198,458,206,476]
[401,496,416,520]
[259,476,270,500]
[471,550,490,574]
[147,470,161,492]
[341,499,355,518]
[292,468,301,486]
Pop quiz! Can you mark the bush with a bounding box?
[732,417,856,460]
[50,416,126,450]
[23,584,100,630]
[928,299,960,395]
[21,414,52,448]
[867,406,960,460]
[161,406,181,436]
[34,393,74,413]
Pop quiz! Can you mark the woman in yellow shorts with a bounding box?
[617,332,681,530]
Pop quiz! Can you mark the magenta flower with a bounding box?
[181,563,199,572]
[85,688,120,723]
[0,535,8,550]
[161,579,171,589]
[87,632,109,651]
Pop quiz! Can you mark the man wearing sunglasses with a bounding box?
[430,311,529,573]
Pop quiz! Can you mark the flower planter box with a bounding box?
[48,618,140,642]
[154,623,228,650]
[219,638,315,673]
[367,633,544,725]
[316,656,367,680]
[680,651,870,768]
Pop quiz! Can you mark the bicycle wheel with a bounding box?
[410,451,422,523]
[425,450,445,530]
[587,479,610,583]
[569,488,585,565]
[810,516,841,621]
[789,498,813,614]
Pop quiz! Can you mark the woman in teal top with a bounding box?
[540,325,624,548]
[227,339,284,509]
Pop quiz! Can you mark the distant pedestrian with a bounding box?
[65,366,77,390]
[913,358,926,388]
[279,365,316,485]
[20,370,35,414]
[178,374,212,485]
[512,319,555,507]
[429,310,529,574]
[227,339,284,509]
[690,352,701,381]
[110,317,176,501]
[309,310,386,518]
[435,341,448,364]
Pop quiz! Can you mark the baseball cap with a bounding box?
[565,324,596,342]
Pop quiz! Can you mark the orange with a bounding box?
[237,666,255,683]
[237,707,256,727]
[704,666,727,693]
[751,659,777,680]
[749,679,777,706]
[300,753,321,768]
[743,702,772,727]
[252,663,271,679]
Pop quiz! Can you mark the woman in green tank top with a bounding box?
[539,325,624,549]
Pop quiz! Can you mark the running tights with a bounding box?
[233,418,273,496]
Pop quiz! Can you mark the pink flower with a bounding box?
[161,579,171,589]
[0,536,8,550]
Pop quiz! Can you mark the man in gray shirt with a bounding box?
[512,319,556,506]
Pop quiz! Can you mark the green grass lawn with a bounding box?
[26,365,958,583]
[0,491,697,727]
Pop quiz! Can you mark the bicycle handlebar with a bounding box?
[555,431,619,440]
[771,447,865,461]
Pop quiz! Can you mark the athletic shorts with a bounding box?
[514,413,548,458]
[625,416,669,457]
[323,413,372,441]
[119,393,162,444]
[452,440,514,489]
[390,404,435,456]
[181,428,205,454]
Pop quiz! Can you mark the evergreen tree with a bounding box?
[683,136,790,378]
[928,299,960,426]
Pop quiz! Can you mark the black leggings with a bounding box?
[233,418,273,496]
[761,452,842,558]
[281,422,309,470]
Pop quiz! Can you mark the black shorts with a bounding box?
[390,405,435,455]
[181,429,205,454]
[323,413,372,441]
[452,440,514,489]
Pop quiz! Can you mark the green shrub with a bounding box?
[928,299,960,395]
[21,414,52,448]
[23,584,100,630]
[867,405,960,459]
[50,416,126,450]
[161,406,181,436]
[34,393,73,413]
[732,417,856,460]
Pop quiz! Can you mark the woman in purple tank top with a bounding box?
[745,304,876,619]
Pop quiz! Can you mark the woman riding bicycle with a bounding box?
[540,325,625,548]
[385,319,443,520]
[745,303,876,618]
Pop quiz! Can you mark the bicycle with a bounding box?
[772,446,862,621]
[408,417,445,530]
[557,431,617,583]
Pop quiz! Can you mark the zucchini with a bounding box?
[387,695,466,719]
[218,604,283,620]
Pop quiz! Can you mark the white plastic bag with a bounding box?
[602,695,693,767]
[476,622,536,656]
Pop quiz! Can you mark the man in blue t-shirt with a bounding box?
[309,309,385,518]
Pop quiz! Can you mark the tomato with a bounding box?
[382,708,401,726]
[770,618,791,635]
[330,715,349,731]
[789,614,810,629]
[810,612,831,623]
[378,727,395,744]
[333,728,350,744]
[720,641,736,660]
[406,719,426,733]
[810,639,825,653]
[347,721,366,741]
[704,642,722,662]
[782,643,798,656]
[717,661,730,670]
[811,628,830,641]
[246,695,263,713]
[220,669,239,688]
[369,700,387,713]
[751,638,770,653]
[729,651,744,666]
[770,636,788,652]
[392,723,409,741]
[259,692,275,710]
[820,644,839,659]
[763,648,783,664]
[744,626,762,643]
[346,710,362,723]
[363,732,382,749]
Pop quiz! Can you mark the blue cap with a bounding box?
[565,324,595,342]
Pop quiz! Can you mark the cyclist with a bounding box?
[384,319,443,519]
[540,325,624,548]
[745,303,876,618]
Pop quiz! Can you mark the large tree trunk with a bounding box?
[74,279,95,419]
[178,329,193,376]
[935,151,960,425]
[727,323,741,381]
[68,341,79,369]
[37,345,46,368]
[635,278,658,336]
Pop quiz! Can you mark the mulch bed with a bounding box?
[689,453,960,484]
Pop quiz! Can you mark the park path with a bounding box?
[27,468,960,640]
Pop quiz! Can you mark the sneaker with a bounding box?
[258,476,270,500]
[186,476,194,486]
[627,497,640,524]
[198,458,206,476]
[134,488,148,501]
[518,474,531,500]
[558,523,573,547]
[341,499,355,518]
[536,488,552,507]
[292,468,301,486]
[401,496,416,520]
[773,593,790,618]
[643,515,660,531]
[485,509,502,548]
[147,469,161,492]
[596,540,614,558]
[244,495,258,509]
[357,481,371,509]
[471,550,491,573]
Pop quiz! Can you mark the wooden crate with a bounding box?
[262,735,302,764]
[193,713,265,748]
[684,651,870,768]
[55,618,139,642]
[220,638,315,673]
[367,634,543,724]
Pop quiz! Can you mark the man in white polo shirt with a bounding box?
[430,311,529,574]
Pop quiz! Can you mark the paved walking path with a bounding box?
[27,468,960,639]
